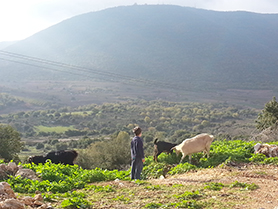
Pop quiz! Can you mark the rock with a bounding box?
[37,205,48,209]
[159,175,165,179]
[34,194,44,201]
[6,162,18,175]
[34,200,44,206]
[21,196,34,206]
[0,165,8,180]
[0,199,25,209]
[15,168,39,180]
[37,204,50,209]
[0,182,16,199]
[0,182,50,208]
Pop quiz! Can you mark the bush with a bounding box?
[36,143,44,149]
[76,131,131,170]
[0,125,24,161]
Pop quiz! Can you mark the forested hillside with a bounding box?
[1,5,278,92]
[0,98,258,160]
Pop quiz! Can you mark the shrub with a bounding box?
[36,143,44,149]
[0,125,24,161]
[77,131,130,170]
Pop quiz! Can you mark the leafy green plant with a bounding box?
[172,184,184,188]
[144,185,161,190]
[204,182,225,191]
[153,152,181,164]
[249,154,278,165]
[112,195,130,203]
[261,157,278,165]
[168,163,197,175]
[229,181,259,191]
[169,200,201,209]
[8,163,130,194]
[142,162,171,179]
[61,196,91,209]
[174,190,202,200]
[85,184,115,192]
[198,140,255,168]
[144,202,162,208]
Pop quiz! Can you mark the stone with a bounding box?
[6,162,18,175]
[15,168,39,180]
[0,199,25,209]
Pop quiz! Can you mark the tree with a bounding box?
[256,97,278,131]
[36,142,44,149]
[78,131,131,170]
[0,125,24,162]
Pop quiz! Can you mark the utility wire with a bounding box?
[0,50,185,90]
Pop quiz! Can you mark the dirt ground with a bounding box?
[152,163,278,209]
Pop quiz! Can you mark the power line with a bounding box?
[0,50,185,90]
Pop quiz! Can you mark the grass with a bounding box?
[34,125,76,133]
[45,179,258,209]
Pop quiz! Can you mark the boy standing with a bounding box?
[130,126,145,180]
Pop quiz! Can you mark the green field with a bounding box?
[35,125,76,134]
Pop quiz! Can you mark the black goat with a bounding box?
[153,138,178,162]
[28,150,78,165]
[28,155,45,165]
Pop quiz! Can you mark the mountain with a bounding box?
[1,5,278,102]
[0,41,17,50]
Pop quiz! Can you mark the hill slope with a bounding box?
[1,5,278,105]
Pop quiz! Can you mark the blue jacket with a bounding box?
[131,136,144,160]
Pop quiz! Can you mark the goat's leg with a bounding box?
[206,147,210,158]
[179,154,185,164]
[204,147,210,158]
[154,151,162,162]
[189,155,192,164]
[202,150,208,158]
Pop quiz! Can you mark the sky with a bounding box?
[1,0,278,42]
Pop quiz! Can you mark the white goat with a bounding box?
[254,143,278,157]
[172,133,214,163]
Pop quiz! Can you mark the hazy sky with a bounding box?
[1,0,278,42]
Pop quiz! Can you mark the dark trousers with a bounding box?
[131,158,143,180]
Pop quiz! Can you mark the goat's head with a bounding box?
[254,143,262,153]
[171,147,181,156]
[27,156,33,163]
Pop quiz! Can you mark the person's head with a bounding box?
[133,126,142,136]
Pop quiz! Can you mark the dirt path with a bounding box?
[152,164,278,209]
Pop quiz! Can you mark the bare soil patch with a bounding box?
[52,164,278,209]
[152,163,278,209]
